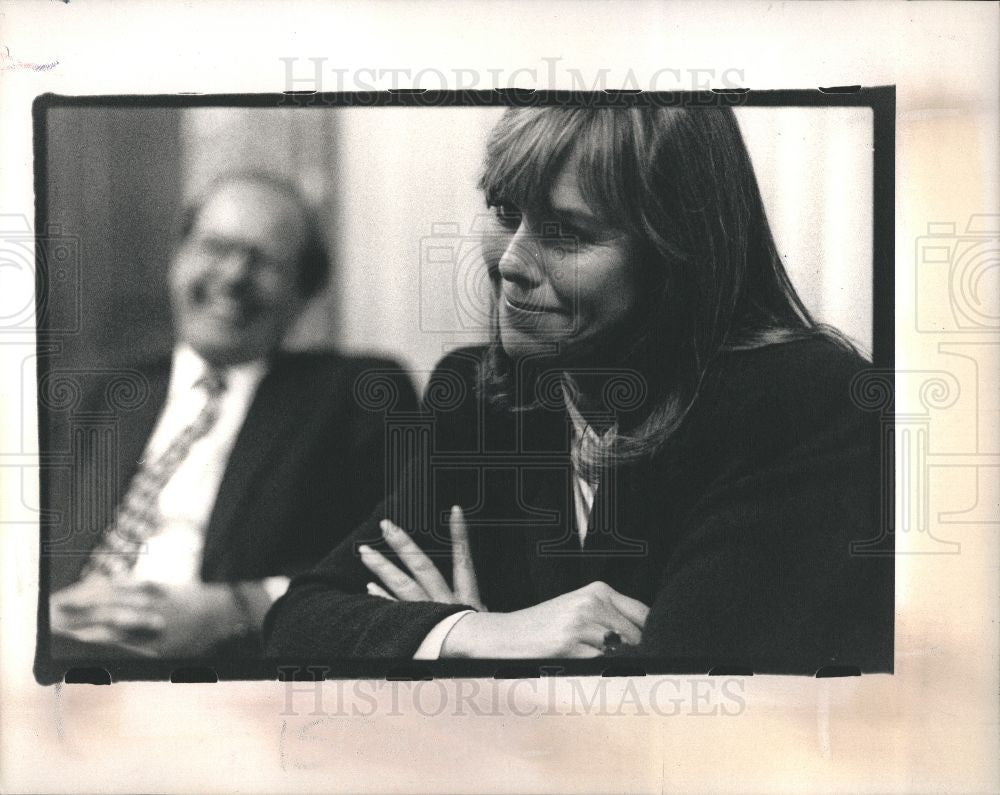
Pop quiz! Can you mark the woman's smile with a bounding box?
[501,290,565,315]
[490,166,637,359]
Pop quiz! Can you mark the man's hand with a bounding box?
[360,505,486,610]
[50,575,245,657]
[440,581,650,658]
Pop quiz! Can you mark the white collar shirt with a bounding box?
[563,388,616,548]
[129,345,267,584]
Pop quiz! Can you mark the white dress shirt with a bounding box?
[412,387,612,659]
[127,345,289,602]
[564,393,611,546]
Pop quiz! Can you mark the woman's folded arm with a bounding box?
[263,573,471,658]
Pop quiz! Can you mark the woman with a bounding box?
[264,106,892,672]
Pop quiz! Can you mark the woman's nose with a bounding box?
[496,224,545,290]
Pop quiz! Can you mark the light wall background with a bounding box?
[183,105,874,391]
[180,106,502,389]
[48,105,873,391]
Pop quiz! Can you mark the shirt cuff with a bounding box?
[412,610,476,660]
[262,576,291,603]
[230,577,291,633]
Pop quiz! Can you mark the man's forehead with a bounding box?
[194,180,306,237]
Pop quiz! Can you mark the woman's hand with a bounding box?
[440,581,650,659]
[359,505,486,611]
[358,507,650,658]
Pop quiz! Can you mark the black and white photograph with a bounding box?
[34,92,893,681]
[2,2,997,792]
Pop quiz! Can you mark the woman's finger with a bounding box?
[601,613,643,646]
[366,582,398,601]
[449,506,484,610]
[379,520,456,602]
[570,642,604,658]
[358,544,431,602]
[572,622,621,654]
[596,584,650,629]
[587,600,643,646]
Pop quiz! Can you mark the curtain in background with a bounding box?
[44,107,183,369]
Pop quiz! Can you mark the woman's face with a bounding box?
[484,165,639,361]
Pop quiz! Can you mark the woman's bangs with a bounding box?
[570,112,639,234]
[480,109,585,217]
[516,109,639,239]
[480,109,645,236]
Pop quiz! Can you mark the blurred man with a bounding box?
[45,172,416,663]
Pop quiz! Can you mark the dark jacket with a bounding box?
[264,339,892,674]
[37,350,417,672]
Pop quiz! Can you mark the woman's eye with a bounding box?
[555,225,592,246]
[492,203,522,230]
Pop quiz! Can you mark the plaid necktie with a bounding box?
[82,366,227,578]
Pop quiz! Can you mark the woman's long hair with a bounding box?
[478,106,852,467]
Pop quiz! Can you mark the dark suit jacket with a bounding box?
[264,339,893,675]
[38,349,417,670]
